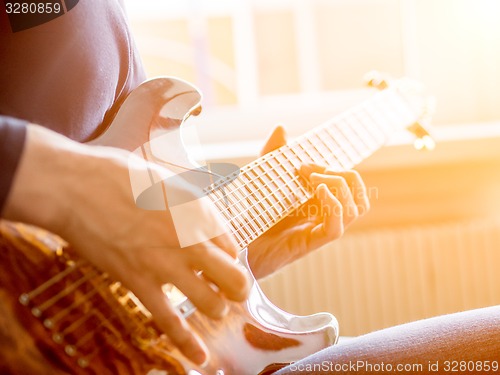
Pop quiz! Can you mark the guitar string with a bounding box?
[18,90,416,371]
[66,292,160,357]
[223,96,409,246]
[44,275,112,327]
[214,155,313,242]
[209,126,352,220]
[77,348,100,368]
[123,89,403,249]
[221,179,311,247]
[208,90,397,212]
[32,269,99,316]
[211,88,403,218]
[21,259,86,302]
[72,311,120,348]
[49,279,141,350]
[45,287,100,327]
[29,91,404,315]
[207,154,307,243]
[59,310,94,337]
[210,99,399,245]
[213,138,361,244]
[26,88,412,342]
[31,267,133,344]
[216,143,344,247]
[61,312,122,358]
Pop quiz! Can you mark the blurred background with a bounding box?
[125,0,500,336]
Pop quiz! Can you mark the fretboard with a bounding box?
[207,88,418,249]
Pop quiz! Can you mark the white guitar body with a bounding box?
[90,77,339,374]
[2,75,426,374]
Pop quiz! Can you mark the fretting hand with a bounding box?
[247,126,370,279]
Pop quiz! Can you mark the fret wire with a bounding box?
[283,147,303,170]
[290,145,307,164]
[233,184,276,229]
[264,152,292,208]
[312,138,329,164]
[348,112,381,154]
[274,152,295,175]
[217,148,337,242]
[213,154,310,242]
[305,135,329,165]
[225,216,253,248]
[337,116,365,166]
[245,169,278,224]
[237,220,253,243]
[266,158,299,208]
[210,189,239,225]
[211,88,415,243]
[253,164,274,204]
[315,127,350,169]
[318,127,351,170]
[287,171,310,199]
[326,124,359,167]
[283,172,303,202]
[274,151,309,203]
[313,130,343,169]
[299,138,320,165]
[247,167,268,209]
[224,186,256,242]
[239,180,272,230]
[247,171,280,223]
[336,118,372,159]
[222,213,248,245]
[259,179,283,218]
[210,88,419,247]
[293,143,309,162]
[228,179,261,235]
[304,141,321,163]
[262,159,292,215]
[237,173,268,217]
[327,123,355,166]
[261,161,279,189]
[308,131,334,166]
[208,183,254,245]
[229,177,310,240]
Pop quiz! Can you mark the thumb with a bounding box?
[260,125,287,156]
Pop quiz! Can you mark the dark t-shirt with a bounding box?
[0,0,146,211]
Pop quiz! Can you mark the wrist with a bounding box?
[3,125,98,236]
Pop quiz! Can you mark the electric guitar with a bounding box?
[0,73,432,374]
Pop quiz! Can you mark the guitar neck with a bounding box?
[207,88,417,249]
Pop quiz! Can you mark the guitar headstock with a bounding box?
[365,71,436,151]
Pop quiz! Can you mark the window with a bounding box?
[125,0,500,154]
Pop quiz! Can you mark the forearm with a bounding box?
[2,124,112,237]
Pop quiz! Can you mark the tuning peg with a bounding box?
[408,121,435,151]
[364,71,390,90]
